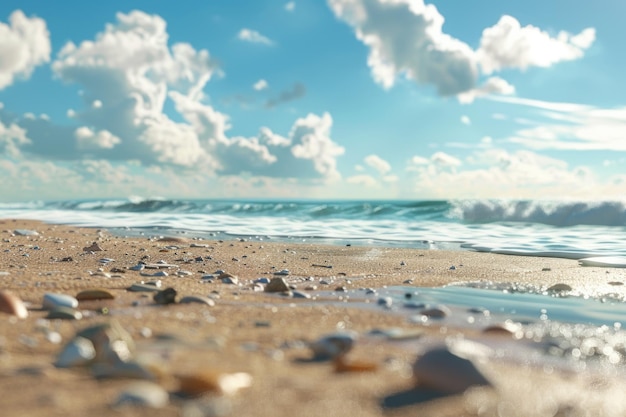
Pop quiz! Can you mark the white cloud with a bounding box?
[457,76,515,104]
[92,100,102,109]
[328,0,477,95]
[492,96,626,151]
[431,151,461,168]
[0,120,30,157]
[285,2,296,12]
[354,164,365,172]
[477,16,595,74]
[346,174,378,187]
[75,126,121,150]
[364,154,391,175]
[0,10,51,90]
[237,28,273,45]
[461,115,471,125]
[253,79,268,91]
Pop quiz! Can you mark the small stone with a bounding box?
[46,307,83,320]
[55,336,96,368]
[483,321,522,336]
[221,276,239,285]
[129,264,145,271]
[179,295,216,306]
[141,271,168,277]
[83,242,103,252]
[419,305,451,319]
[334,286,347,292]
[547,283,572,292]
[309,331,357,360]
[0,290,28,319]
[128,283,161,292]
[254,277,270,284]
[292,291,311,299]
[153,288,177,305]
[113,382,169,408]
[176,270,193,277]
[264,278,290,293]
[76,289,115,301]
[377,297,393,308]
[14,229,39,236]
[274,269,290,276]
[92,361,156,380]
[412,346,492,394]
[43,293,79,310]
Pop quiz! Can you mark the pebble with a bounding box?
[377,297,393,308]
[292,291,311,299]
[0,290,29,318]
[76,289,115,301]
[179,295,216,306]
[46,307,83,320]
[264,278,290,293]
[128,283,161,292]
[176,270,193,277]
[141,271,169,277]
[153,288,177,305]
[14,229,39,236]
[412,346,492,394]
[113,382,169,408]
[254,277,270,284]
[419,305,451,318]
[93,361,156,380]
[221,276,239,285]
[274,269,290,276]
[547,283,572,292]
[55,336,96,368]
[76,320,135,364]
[43,293,79,310]
[309,331,357,360]
[83,242,103,252]
[144,263,178,269]
[177,371,252,396]
[483,320,522,336]
[129,264,145,271]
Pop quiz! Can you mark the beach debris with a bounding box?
[264,277,290,293]
[0,290,29,318]
[292,291,311,299]
[176,270,193,277]
[42,293,79,310]
[75,320,135,364]
[144,262,179,269]
[76,288,115,301]
[254,277,270,284]
[377,297,393,308]
[220,275,239,285]
[309,331,357,360]
[177,370,252,396]
[412,346,492,394]
[83,242,103,252]
[141,271,169,277]
[153,287,177,305]
[312,264,332,269]
[179,295,216,306]
[129,263,145,271]
[274,269,290,276]
[113,381,169,408]
[55,336,96,368]
[13,229,39,236]
[46,307,83,320]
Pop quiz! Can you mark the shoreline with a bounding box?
[2,218,626,417]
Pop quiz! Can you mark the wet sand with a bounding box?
[1,219,626,417]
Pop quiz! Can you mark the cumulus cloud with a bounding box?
[328,1,595,101]
[253,79,268,91]
[0,10,51,90]
[237,28,273,45]
[457,76,515,104]
[346,174,378,187]
[477,16,595,74]
[364,154,391,175]
[266,83,306,108]
[75,126,121,150]
[461,115,471,125]
[328,0,477,95]
[0,120,30,157]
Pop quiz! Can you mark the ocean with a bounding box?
[1,198,626,260]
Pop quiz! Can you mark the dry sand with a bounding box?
[1,219,626,417]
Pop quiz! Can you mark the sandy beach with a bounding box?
[1,218,626,417]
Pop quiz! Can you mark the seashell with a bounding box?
[83,242,103,252]
[153,288,177,305]
[264,277,289,293]
[273,269,290,276]
[13,229,39,236]
[177,371,252,396]
[0,290,28,318]
[46,306,83,320]
[179,295,215,306]
[309,331,357,360]
[334,356,378,373]
[43,292,79,310]
[129,264,145,271]
[113,381,169,408]
[55,336,96,368]
[76,288,115,301]
[412,346,492,394]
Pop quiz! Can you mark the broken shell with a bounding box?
[179,295,215,306]
[83,242,103,252]
[177,371,252,396]
[0,290,28,318]
[412,346,492,394]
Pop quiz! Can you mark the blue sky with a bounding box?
[0,0,624,201]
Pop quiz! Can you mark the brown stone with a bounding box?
[0,290,28,319]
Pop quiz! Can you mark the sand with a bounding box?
[1,218,626,417]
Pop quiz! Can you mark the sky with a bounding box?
[0,0,625,201]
